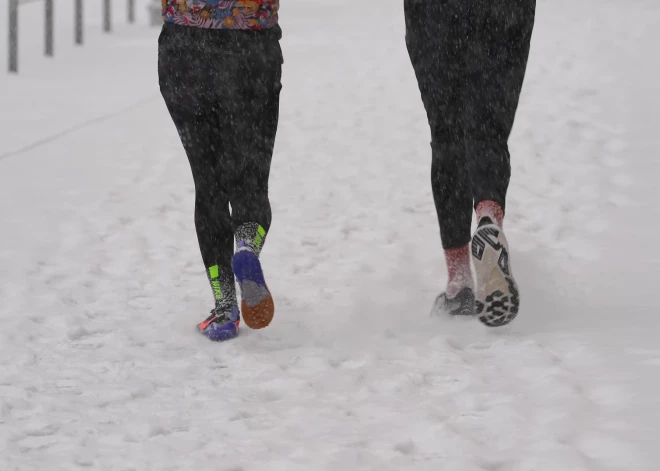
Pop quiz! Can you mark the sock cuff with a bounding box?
[476,200,504,228]
[444,243,474,297]
[235,223,267,255]
[445,244,472,273]
[206,264,237,310]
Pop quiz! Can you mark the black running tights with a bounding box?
[158,22,283,269]
[405,0,535,248]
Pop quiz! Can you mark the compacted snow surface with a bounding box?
[1,0,658,469]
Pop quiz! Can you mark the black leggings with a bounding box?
[405,0,535,249]
[158,22,283,270]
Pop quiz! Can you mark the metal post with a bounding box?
[9,0,18,73]
[45,0,54,57]
[128,0,135,24]
[75,0,83,45]
[149,0,163,26]
[104,0,111,33]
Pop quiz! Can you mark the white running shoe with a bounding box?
[471,218,520,327]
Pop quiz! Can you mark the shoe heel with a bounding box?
[232,250,274,329]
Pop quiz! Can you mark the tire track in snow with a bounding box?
[0,95,159,162]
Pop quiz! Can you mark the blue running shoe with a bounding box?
[198,306,240,341]
[231,244,274,329]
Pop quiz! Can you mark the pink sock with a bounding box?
[476,200,504,227]
[445,244,474,298]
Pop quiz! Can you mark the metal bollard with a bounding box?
[9,0,18,72]
[149,0,164,27]
[75,0,83,45]
[104,0,111,32]
[45,0,54,56]
[128,0,135,23]
[8,0,140,74]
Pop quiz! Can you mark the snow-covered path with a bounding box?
[1,1,658,469]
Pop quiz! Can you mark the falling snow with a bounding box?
[0,0,658,469]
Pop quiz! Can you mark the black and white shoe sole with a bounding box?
[430,287,476,317]
[471,223,520,327]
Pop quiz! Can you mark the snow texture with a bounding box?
[1,0,659,469]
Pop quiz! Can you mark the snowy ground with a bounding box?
[1,0,659,469]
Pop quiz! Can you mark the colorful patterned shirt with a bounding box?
[162,0,279,30]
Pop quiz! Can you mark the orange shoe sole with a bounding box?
[240,295,274,329]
